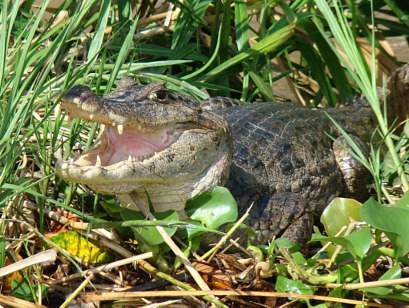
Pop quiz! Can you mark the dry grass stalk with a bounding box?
[0,294,46,308]
[80,290,392,307]
[0,249,57,278]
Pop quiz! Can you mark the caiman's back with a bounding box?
[215,100,376,243]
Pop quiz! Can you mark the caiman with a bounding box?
[56,64,409,243]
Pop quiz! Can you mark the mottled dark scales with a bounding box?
[207,101,374,243]
[57,64,409,244]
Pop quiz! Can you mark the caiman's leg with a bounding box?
[281,212,313,244]
[332,136,370,200]
[123,192,210,291]
[247,192,313,243]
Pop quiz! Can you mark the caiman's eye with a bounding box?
[149,90,169,101]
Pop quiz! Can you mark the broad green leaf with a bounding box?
[185,220,206,240]
[361,197,409,256]
[311,227,371,259]
[50,231,112,265]
[275,275,314,295]
[337,227,372,259]
[292,252,306,266]
[321,198,362,237]
[186,186,238,230]
[120,209,179,246]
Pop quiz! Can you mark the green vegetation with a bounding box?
[2,0,409,306]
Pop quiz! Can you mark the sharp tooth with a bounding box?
[66,114,71,121]
[117,124,124,135]
[73,97,81,104]
[96,155,102,167]
[112,122,116,127]
[128,155,133,162]
[89,114,94,120]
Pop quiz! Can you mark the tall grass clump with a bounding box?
[313,0,409,198]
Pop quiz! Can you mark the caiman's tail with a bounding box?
[387,63,409,130]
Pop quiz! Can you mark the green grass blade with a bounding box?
[314,0,409,191]
[296,39,337,106]
[203,23,295,81]
[107,17,138,90]
[11,0,49,99]
[0,0,8,88]
[88,0,111,62]
[249,71,274,101]
[234,0,250,51]
[171,0,211,50]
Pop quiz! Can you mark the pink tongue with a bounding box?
[106,126,174,165]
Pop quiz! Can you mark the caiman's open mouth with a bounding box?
[71,124,180,168]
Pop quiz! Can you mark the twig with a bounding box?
[164,2,175,27]
[228,238,253,257]
[199,203,253,262]
[326,276,409,290]
[80,290,392,307]
[139,12,168,27]
[134,27,170,40]
[0,249,57,278]
[46,252,152,285]
[141,299,182,308]
[60,274,94,308]
[0,294,45,308]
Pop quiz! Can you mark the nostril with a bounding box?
[62,85,102,112]
[63,85,93,102]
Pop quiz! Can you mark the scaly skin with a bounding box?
[56,64,409,243]
[216,101,374,242]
